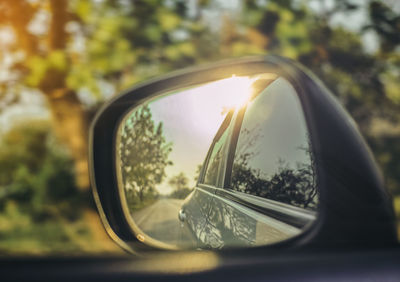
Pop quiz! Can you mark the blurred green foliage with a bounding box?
[0,121,79,219]
[0,0,399,253]
[0,121,104,254]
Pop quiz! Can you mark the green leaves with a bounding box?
[0,121,81,221]
[119,105,172,204]
[158,10,181,31]
[25,51,67,88]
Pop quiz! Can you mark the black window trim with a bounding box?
[198,110,234,187]
[223,105,246,189]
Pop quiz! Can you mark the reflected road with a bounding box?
[132,198,197,248]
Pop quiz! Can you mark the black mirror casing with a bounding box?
[89,56,397,254]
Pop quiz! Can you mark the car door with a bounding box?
[207,77,318,248]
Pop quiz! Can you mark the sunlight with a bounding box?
[148,74,277,195]
[198,75,256,112]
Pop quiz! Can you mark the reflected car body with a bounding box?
[179,77,318,249]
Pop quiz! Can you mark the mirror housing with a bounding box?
[89,56,397,254]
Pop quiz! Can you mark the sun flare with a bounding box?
[198,75,256,112]
[148,73,277,195]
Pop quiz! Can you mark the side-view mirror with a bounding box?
[89,56,396,254]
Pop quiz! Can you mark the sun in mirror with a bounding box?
[115,74,318,250]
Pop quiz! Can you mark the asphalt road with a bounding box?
[132,198,197,248]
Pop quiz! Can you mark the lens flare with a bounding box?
[204,75,256,111]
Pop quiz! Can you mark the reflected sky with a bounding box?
[148,76,258,194]
[235,78,311,177]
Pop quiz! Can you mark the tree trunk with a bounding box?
[47,89,117,251]
[139,189,144,202]
[47,88,90,190]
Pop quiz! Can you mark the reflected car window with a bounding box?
[230,78,318,211]
[203,128,230,187]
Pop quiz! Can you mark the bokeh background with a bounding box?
[0,0,399,255]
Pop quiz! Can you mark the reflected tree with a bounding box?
[168,172,193,199]
[231,120,317,211]
[194,164,202,182]
[119,105,172,205]
[231,154,317,211]
[207,198,256,248]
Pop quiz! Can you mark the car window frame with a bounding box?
[197,110,235,190]
[211,80,318,228]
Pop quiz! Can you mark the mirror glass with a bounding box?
[115,74,318,250]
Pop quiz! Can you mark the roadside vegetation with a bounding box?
[168,173,193,200]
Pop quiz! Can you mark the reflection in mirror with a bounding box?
[116,74,318,250]
[230,78,318,211]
